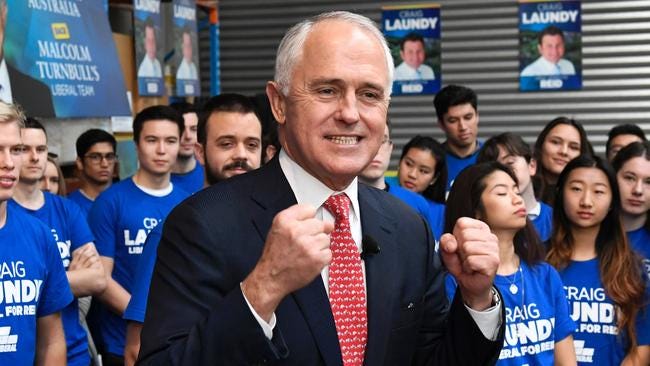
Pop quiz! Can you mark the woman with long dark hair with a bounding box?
[533,117,594,205]
[612,141,650,273]
[446,162,576,365]
[546,155,650,365]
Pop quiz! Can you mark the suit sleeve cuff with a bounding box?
[240,283,277,339]
[464,288,502,341]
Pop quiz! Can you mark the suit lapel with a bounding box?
[249,158,343,366]
[359,186,398,366]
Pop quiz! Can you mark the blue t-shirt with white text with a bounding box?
[88,178,189,356]
[123,225,162,323]
[9,192,94,366]
[446,261,575,365]
[0,205,72,365]
[559,258,650,365]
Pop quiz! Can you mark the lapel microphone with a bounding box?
[361,235,381,259]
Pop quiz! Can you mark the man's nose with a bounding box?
[337,93,360,124]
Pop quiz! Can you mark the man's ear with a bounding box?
[265,145,278,164]
[195,143,205,166]
[75,158,83,172]
[266,81,287,125]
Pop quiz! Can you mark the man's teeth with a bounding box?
[327,136,358,144]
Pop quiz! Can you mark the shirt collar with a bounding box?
[279,149,360,221]
[527,201,541,219]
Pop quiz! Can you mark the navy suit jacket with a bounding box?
[7,62,55,117]
[137,158,504,365]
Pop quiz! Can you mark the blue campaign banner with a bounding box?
[382,4,441,96]
[134,0,164,96]
[4,0,130,118]
[519,0,582,92]
[173,0,200,97]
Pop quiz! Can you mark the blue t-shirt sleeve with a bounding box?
[444,273,457,304]
[123,225,162,323]
[88,193,118,258]
[549,265,575,342]
[37,227,73,317]
[65,198,95,252]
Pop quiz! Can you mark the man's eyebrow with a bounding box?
[307,78,385,92]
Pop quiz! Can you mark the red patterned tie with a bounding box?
[323,193,367,366]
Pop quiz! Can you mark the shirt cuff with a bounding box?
[464,288,502,341]
[240,283,277,339]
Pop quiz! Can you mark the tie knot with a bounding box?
[323,193,351,222]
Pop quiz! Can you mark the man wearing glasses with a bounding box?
[68,129,118,216]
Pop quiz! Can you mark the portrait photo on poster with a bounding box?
[518,0,582,92]
[382,4,441,96]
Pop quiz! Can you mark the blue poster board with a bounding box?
[382,4,441,96]
[134,0,164,96]
[210,9,220,96]
[519,0,582,91]
[173,0,200,97]
[4,0,130,117]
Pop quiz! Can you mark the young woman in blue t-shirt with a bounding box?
[612,141,650,271]
[396,135,447,204]
[547,155,650,365]
[445,162,576,365]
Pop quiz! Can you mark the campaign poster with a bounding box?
[382,4,441,96]
[519,0,582,91]
[173,0,200,97]
[3,0,130,118]
[134,0,164,96]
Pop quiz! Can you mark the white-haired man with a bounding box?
[138,11,504,365]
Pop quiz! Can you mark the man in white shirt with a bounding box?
[394,32,435,80]
[137,18,162,78]
[139,11,505,365]
[521,25,576,77]
[176,29,198,80]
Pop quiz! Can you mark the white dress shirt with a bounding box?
[137,56,162,78]
[520,56,576,77]
[0,60,14,104]
[176,59,198,80]
[394,62,435,80]
[244,150,501,340]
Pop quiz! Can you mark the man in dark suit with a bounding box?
[0,0,55,117]
[6,63,55,117]
[138,11,505,365]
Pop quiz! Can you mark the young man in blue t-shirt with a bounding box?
[88,105,190,365]
[433,84,482,192]
[68,129,118,216]
[11,118,107,366]
[477,133,553,241]
[169,102,204,194]
[123,93,263,366]
[0,102,72,365]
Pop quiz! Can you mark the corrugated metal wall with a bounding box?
[218,0,650,167]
